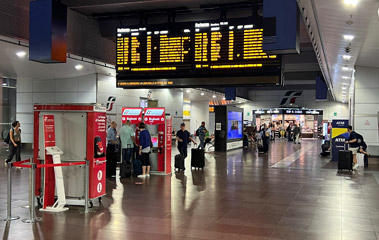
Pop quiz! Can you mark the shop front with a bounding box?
[253,108,323,138]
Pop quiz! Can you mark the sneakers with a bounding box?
[353,163,359,170]
[4,160,8,167]
[146,174,150,177]
[138,174,147,178]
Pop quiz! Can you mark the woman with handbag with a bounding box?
[138,122,152,178]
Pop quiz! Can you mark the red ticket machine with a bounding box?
[122,107,172,175]
[33,104,107,209]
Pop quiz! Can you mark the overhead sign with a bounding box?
[121,107,143,124]
[116,17,281,88]
[253,109,323,115]
[144,108,165,125]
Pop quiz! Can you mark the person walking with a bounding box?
[106,121,118,177]
[138,122,152,178]
[5,121,22,168]
[176,123,196,170]
[345,125,360,170]
[196,121,208,150]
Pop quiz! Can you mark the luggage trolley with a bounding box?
[33,104,107,210]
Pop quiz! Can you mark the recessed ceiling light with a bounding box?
[342,87,347,90]
[16,51,26,58]
[344,0,358,6]
[342,76,350,79]
[342,67,351,71]
[212,95,216,98]
[75,64,83,70]
[186,89,190,93]
[200,92,205,96]
[343,34,355,41]
[343,55,351,60]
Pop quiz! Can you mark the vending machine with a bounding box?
[121,107,172,175]
[33,104,107,209]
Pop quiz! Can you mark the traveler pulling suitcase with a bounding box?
[338,144,353,171]
[175,154,185,171]
[191,148,205,169]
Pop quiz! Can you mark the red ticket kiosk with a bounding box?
[33,104,107,209]
[121,107,172,175]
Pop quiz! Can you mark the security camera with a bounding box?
[345,47,351,53]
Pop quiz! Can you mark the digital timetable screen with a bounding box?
[116,17,282,88]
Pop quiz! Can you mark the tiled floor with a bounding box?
[1,139,379,239]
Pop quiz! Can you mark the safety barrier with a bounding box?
[1,158,91,223]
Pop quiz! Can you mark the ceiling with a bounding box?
[0,37,115,80]
[183,88,248,104]
[297,0,379,103]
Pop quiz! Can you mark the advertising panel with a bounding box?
[227,111,243,139]
[331,120,349,162]
[144,108,166,125]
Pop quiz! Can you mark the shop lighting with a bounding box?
[201,92,205,96]
[212,95,216,98]
[16,51,26,58]
[75,64,83,70]
[343,55,351,60]
[343,34,355,41]
[2,83,7,86]
[344,0,358,6]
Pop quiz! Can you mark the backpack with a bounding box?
[4,128,20,144]
[196,128,201,136]
[356,132,364,144]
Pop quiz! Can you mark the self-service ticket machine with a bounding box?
[33,104,107,210]
[121,107,172,175]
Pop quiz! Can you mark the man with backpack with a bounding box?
[196,121,208,150]
[5,121,22,168]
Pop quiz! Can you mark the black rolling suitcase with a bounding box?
[191,148,205,169]
[338,144,353,171]
[120,162,131,178]
[175,154,185,171]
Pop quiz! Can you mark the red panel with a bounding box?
[165,117,172,174]
[33,111,41,196]
[121,107,143,125]
[34,105,95,111]
[87,112,107,199]
[43,115,56,209]
[158,124,165,172]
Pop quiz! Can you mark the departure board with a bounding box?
[116,17,282,88]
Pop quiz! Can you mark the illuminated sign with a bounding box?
[254,109,323,115]
[116,17,281,88]
[121,107,143,124]
[144,108,165,125]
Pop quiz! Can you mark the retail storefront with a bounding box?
[253,108,323,138]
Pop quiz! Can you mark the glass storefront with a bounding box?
[0,78,16,140]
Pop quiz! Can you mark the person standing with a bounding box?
[120,120,136,165]
[261,123,271,153]
[138,122,152,178]
[345,125,360,170]
[106,121,118,177]
[176,123,196,170]
[5,121,22,167]
[196,121,208,150]
[293,124,301,144]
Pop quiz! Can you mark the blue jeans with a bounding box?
[198,135,205,150]
[122,148,133,164]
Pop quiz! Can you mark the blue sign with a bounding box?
[331,120,349,161]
